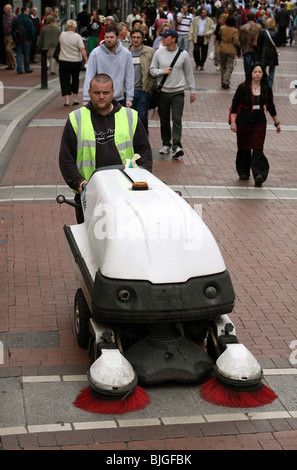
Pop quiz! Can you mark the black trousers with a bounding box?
[59,60,81,96]
[74,193,84,224]
[278,25,287,45]
[236,149,269,181]
[193,36,209,66]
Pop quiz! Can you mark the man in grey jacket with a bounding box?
[150,29,195,159]
[83,25,134,106]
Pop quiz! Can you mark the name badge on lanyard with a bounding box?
[253,104,260,110]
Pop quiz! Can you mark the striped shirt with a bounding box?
[177,12,193,35]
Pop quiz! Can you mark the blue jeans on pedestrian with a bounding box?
[132,89,150,134]
[243,51,259,78]
[177,34,190,52]
[266,66,275,88]
[16,40,31,73]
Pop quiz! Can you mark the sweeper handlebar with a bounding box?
[56,194,80,209]
[56,184,87,209]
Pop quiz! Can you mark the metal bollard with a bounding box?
[41,48,48,89]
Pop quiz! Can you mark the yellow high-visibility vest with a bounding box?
[69,105,138,183]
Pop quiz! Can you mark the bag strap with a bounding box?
[266,30,276,48]
[159,47,183,88]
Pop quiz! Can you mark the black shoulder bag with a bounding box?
[149,48,183,110]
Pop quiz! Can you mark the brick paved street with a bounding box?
[0,43,297,451]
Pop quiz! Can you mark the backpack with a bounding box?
[12,18,28,44]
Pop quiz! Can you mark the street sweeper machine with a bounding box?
[57,165,277,413]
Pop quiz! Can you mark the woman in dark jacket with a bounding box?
[257,18,281,88]
[229,62,281,187]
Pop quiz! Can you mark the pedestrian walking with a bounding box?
[189,8,215,70]
[238,12,262,79]
[83,25,134,108]
[129,28,155,133]
[275,2,290,46]
[38,15,60,75]
[219,16,241,89]
[176,3,193,52]
[229,62,281,187]
[58,19,88,106]
[88,9,104,53]
[11,6,35,74]
[29,6,40,63]
[2,3,16,70]
[257,18,281,88]
[150,28,195,159]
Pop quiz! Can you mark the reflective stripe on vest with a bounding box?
[69,106,138,182]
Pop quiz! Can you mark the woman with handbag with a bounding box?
[38,15,60,75]
[230,62,281,187]
[58,20,88,106]
[257,18,281,88]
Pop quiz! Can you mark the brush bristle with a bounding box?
[200,376,278,408]
[73,386,150,414]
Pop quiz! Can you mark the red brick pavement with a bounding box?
[2,421,297,450]
[1,50,297,450]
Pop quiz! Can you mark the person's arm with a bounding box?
[83,51,97,102]
[79,47,88,64]
[183,52,196,103]
[133,119,153,172]
[267,87,281,133]
[59,118,86,192]
[230,84,244,133]
[124,53,135,107]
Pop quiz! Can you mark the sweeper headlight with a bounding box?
[204,285,217,299]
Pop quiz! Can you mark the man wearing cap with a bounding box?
[189,8,215,70]
[150,28,195,159]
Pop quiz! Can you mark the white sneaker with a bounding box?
[159,146,171,154]
[172,147,184,159]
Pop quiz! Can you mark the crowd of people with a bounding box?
[2,1,291,189]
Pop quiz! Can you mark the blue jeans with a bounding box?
[15,40,31,73]
[132,89,150,134]
[243,51,259,78]
[266,66,275,88]
[177,34,190,52]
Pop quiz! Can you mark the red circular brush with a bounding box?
[73,385,151,414]
[200,376,278,408]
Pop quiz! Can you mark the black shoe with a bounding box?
[239,174,249,180]
[255,175,264,187]
[25,69,33,73]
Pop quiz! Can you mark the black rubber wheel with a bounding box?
[74,288,91,347]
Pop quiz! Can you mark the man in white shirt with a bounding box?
[126,7,141,31]
[189,8,215,70]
